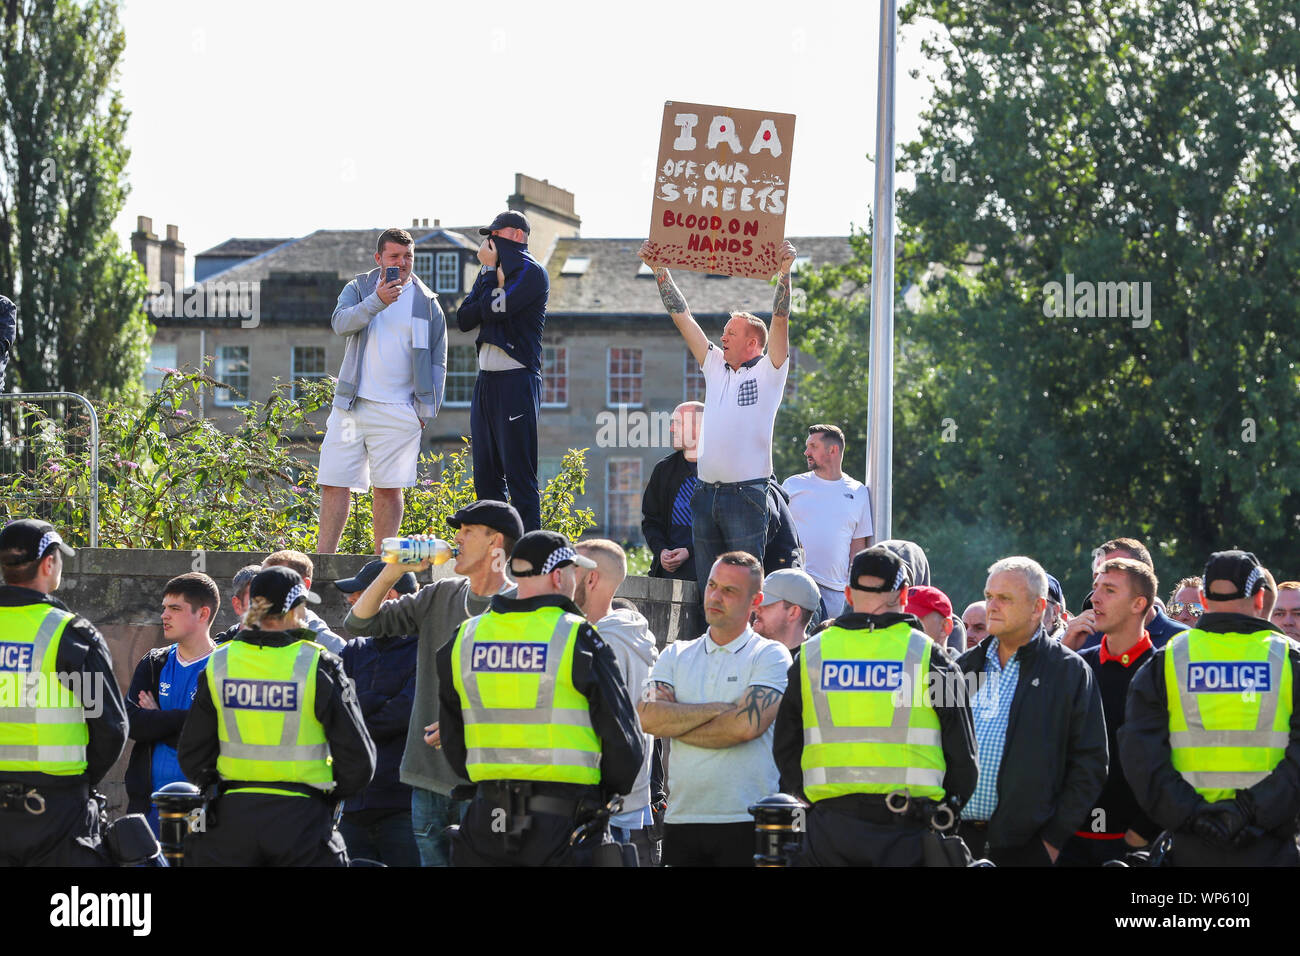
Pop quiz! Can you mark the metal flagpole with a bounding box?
[866,0,897,542]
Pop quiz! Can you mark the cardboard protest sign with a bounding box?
[646,100,795,279]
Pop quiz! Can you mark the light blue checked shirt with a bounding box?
[964,638,1021,821]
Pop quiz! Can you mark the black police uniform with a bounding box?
[0,585,128,867]
[437,592,645,866]
[772,611,978,866]
[177,627,376,866]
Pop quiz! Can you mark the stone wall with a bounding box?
[57,548,703,816]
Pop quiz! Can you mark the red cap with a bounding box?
[906,585,952,620]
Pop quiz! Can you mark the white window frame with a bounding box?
[683,346,706,402]
[291,346,328,401]
[445,344,477,407]
[414,252,434,288]
[435,252,459,293]
[606,347,643,409]
[605,457,643,543]
[541,345,568,408]
[214,344,251,407]
[144,344,178,393]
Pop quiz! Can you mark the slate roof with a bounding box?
[194,237,294,259]
[545,235,854,317]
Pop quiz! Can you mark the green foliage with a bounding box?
[0,0,153,400]
[786,0,1300,606]
[624,544,652,577]
[0,370,598,553]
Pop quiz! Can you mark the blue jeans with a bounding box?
[411,788,468,867]
[691,480,770,600]
[339,808,420,867]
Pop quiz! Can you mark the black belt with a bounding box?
[219,780,334,802]
[0,780,87,814]
[474,780,598,819]
[700,478,770,490]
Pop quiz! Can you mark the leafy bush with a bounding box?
[0,368,596,552]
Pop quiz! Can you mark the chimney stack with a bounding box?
[130,216,162,290]
[159,223,186,293]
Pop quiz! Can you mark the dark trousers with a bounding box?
[340,807,420,867]
[793,803,928,867]
[959,821,1055,867]
[451,792,602,867]
[0,784,108,867]
[1169,830,1300,867]
[662,822,755,867]
[1058,834,1132,867]
[470,368,541,532]
[185,793,348,867]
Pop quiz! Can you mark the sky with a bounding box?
[112,0,945,282]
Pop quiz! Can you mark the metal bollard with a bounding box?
[152,781,204,867]
[748,793,805,867]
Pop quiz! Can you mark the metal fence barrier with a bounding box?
[0,391,99,547]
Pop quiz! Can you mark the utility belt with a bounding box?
[218,780,336,802]
[457,780,634,865]
[820,790,972,867]
[0,779,87,815]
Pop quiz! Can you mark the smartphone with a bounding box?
[384,266,400,285]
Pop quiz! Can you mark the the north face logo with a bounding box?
[737,380,758,406]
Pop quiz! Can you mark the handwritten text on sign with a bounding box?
[647,101,795,279]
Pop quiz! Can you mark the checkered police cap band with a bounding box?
[542,548,577,575]
[1243,567,1262,597]
[283,584,306,614]
[37,531,62,557]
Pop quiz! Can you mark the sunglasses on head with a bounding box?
[1167,602,1203,617]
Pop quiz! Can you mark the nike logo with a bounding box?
[509,414,523,422]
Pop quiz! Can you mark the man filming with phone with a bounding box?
[455,211,550,533]
[317,227,447,554]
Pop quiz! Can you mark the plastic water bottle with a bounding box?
[380,537,457,566]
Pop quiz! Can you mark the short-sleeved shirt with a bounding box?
[151,645,212,792]
[649,626,792,823]
[696,345,789,484]
[781,471,874,589]
[357,282,415,404]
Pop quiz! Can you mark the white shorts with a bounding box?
[316,398,422,491]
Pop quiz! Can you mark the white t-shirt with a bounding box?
[696,344,789,484]
[648,626,791,823]
[357,282,415,404]
[781,472,874,590]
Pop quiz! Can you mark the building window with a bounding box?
[414,252,434,288]
[445,345,477,406]
[683,347,706,402]
[539,455,563,489]
[605,458,643,543]
[215,345,250,406]
[542,346,568,408]
[606,348,643,408]
[144,344,178,392]
[435,252,459,294]
[291,346,327,401]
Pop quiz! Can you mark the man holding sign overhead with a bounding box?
[639,237,797,604]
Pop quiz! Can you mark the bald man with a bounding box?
[962,601,988,647]
[642,402,704,581]
[574,538,660,865]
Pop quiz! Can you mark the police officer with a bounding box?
[177,566,375,866]
[1121,549,1300,866]
[0,519,128,866]
[772,546,978,865]
[436,530,645,866]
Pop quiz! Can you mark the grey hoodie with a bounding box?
[595,607,659,818]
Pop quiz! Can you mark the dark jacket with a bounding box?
[642,450,697,580]
[0,585,128,788]
[124,645,194,814]
[764,479,803,574]
[436,592,645,799]
[1119,612,1300,837]
[0,294,14,391]
[956,628,1109,849]
[454,237,548,375]
[340,633,418,813]
[178,628,376,800]
[772,612,979,807]
[214,623,239,645]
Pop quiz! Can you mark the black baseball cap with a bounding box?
[510,531,596,578]
[1046,574,1065,608]
[249,566,320,614]
[334,559,417,596]
[1203,550,1265,601]
[849,546,912,593]
[479,211,530,237]
[448,500,525,541]
[0,519,75,564]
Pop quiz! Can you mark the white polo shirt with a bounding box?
[781,471,874,590]
[649,626,792,824]
[696,344,788,484]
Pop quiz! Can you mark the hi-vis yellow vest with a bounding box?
[800,621,945,802]
[1165,628,1292,803]
[452,606,601,784]
[0,605,88,776]
[206,639,334,793]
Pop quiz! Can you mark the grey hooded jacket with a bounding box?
[331,269,447,417]
[595,606,659,817]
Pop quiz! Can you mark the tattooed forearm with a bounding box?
[737,685,782,728]
[772,270,792,319]
[654,268,688,315]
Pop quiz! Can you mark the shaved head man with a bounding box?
[643,401,706,582]
[962,601,988,646]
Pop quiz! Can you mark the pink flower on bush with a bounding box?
[47,463,61,474]
[174,408,191,417]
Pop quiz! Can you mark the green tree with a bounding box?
[788,0,1300,606]
[0,0,152,400]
